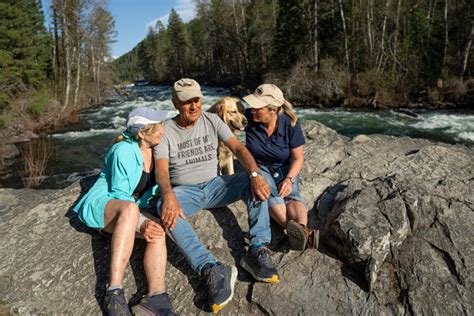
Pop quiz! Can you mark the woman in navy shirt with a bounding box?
[243,84,318,250]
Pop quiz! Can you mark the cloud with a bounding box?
[146,0,196,31]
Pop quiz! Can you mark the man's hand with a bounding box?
[161,193,186,230]
[251,175,271,201]
[140,219,165,243]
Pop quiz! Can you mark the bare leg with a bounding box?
[269,204,288,227]
[286,201,308,226]
[103,200,140,287]
[143,235,167,294]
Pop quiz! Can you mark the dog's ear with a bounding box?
[218,101,227,122]
[208,100,227,122]
[236,100,245,113]
[207,102,220,114]
[213,101,227,123]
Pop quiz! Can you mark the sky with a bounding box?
[41,0,197,58]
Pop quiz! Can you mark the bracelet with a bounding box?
[285,176,295,184]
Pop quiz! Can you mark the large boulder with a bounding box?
[0,122,472,315]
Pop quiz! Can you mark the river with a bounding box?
[2,84,473,189]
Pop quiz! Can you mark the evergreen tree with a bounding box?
[166,9,189,81]
[272,0,311,71]
[113,1,473,106]
[0,0,50,109]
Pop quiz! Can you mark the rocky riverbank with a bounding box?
[0,125,39,181]
[0,121,472,315]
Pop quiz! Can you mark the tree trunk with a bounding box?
[90,43,97,102]
[53,7,61,97]
[441,0,449,75]
[232,0,244,83]
[460,22,473,80]
[96,60,101,102]
[73,7,81,108]
[337,0,350,71]
[73,46,81,108]
[393,0,402,57]
[61,3,71,113]
[367,0,374,60]
[313,0,319,72]
[377,0,392,71]
[392,0,402,74]
[427,0,437,24]
[272,0,277,27]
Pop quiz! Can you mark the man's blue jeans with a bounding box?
[156,172,271,273]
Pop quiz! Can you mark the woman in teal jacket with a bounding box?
[73,107,176,316]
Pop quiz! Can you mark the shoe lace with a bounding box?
[206,266,224,292]
[256,247,273,266]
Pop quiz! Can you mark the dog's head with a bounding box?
[208,97,247,132]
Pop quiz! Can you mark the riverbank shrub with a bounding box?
[428,77,472,104]
[18,137,53,189]
[27,89,50,119]
[265,58,349,107]
[347,69,402,108]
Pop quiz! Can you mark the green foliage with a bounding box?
[0,0,50,108]
[113,0,472,106]
[27,89,50,119]
[0,116,5,128]
[272,0,311,70]
[0,92,11,112]
[166,9,189,81]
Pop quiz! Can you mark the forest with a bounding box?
[1,0,473,133]
[115,0,473,107]
[0,0,115,130]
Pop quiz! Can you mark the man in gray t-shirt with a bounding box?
[153,78,279,313]
[155,111,233,185]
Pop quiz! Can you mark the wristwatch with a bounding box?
[250,171,262,179]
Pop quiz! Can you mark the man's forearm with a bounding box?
[155,160,174,196]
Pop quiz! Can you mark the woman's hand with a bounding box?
[278,177,293,198]
[140,219,165,243]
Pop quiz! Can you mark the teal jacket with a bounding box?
[73,133,158,228]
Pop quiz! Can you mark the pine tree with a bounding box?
[272,0,311,71]
[166,9,189,80]
[0,0,50,109]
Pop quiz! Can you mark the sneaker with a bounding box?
[103,288,132,316]
[240,246,279,283]
[201,263,238,314]
[287,220,319,250]
[131,292,176,316]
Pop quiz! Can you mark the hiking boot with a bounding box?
[131,292,176,316]
[103,288,131,316]
[240,246,279,283]
[201,262,238,314]
[286,220,319,251]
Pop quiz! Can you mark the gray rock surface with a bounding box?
[0,122,472,315]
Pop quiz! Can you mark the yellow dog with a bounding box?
[207,96,247,175]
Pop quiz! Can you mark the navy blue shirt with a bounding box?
[245,109,305,165]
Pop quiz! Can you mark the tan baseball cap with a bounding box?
[172,78,203,102]
[243,84,285,109]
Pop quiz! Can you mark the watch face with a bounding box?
[251,171,258,177]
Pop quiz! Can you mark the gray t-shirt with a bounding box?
[154,112,234,186]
